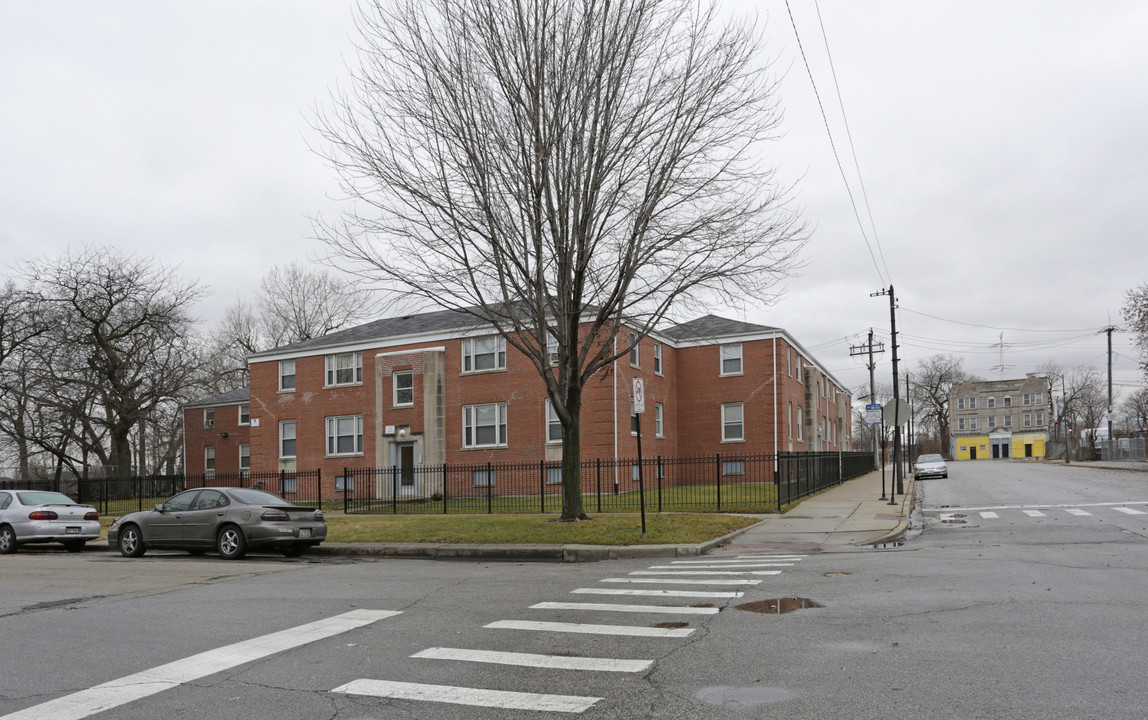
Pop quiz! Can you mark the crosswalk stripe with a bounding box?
[629,570,781,576]
[601,577,761,585]
[485,620,694,638]
[411,647,653,673]
[736,554,807,559]
[332,679,601,713]
[1065,508,1092,516]
[647,563,792,569]
[1023,510,1046,517]
[573,588,743,598]
[1114,507,1146,515]
[0,609,401,720]
[979,511,999,519]
[530,601,719,615]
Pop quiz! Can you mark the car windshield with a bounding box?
[918,455,944,463]
[16,491,79,506]
[227,488,289,506]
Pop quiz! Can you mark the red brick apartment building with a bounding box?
[183,310,852,497]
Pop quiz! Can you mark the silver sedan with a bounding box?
[107,487,326,560]
[0,489,101,554]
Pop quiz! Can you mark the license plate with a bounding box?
[66,527,80,535]
[299,528,311,538]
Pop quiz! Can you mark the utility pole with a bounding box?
[849,329,885,473]
[872,286,902,496]
[1106,326,1115,454]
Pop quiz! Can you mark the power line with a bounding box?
[899,307,1107,333]
[784,0,888,287]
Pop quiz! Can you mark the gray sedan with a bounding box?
[0,490,101,554]
[913,453,949,480]
[107,487,326,560]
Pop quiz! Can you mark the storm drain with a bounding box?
[736,597,823,614]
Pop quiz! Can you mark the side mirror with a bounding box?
[154,503,166,512]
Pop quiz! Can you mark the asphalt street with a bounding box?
[2,461,1146,719]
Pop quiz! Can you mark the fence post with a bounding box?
[392,465,398,514]
[540,460,546,514]
[343,468,349,514]
[596,458,602,513]
[442,463,448,514]
[486,461,493,514]
[777,454,783,512]
[657,456,663,513]
[715,454,722,511]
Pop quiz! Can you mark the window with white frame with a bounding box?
[722,460,746,476]
[279,420,297,459]
[546,466,562,485]
[326,415,364,456]
[325,351,363,387]
[1023,393,1031,406]
[464,403,507,447]
[204,446,215,476]
[1035,391,1044,405]
[987,397,996,409]
[720,344,743,375]
[473,468,495,486]
[630,402,639,435]
[969,418,978,430]
[655,403,664,438]
[957,398,965,410]
[238,404,250,425]
[797,406,803,440]
[796,360,802,383]
[787,348,792,376]
[278,360,296,391]
[653,341,663,375]
[393,370,414,406]
[545,400,562,443]
[969,397,977,410]
[629,332,639,367]
[722,403,744,442]
[546,333,559,366]
[788,403,793,439]
[988,416,996,428]
[1036,411,1044,425]
[203,408,214,428]
[462,336,506,372]
[1023,413,1032,427]
[335,475,354,491]
[1003,415,1013,427]
[239,444,250,475]
[958,418,966,431]
[1003,396,1012,407]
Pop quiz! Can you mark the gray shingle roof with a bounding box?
[662,314,779,342]
[251,307,486,357]
[184,388,250,408]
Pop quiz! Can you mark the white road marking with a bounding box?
[979,511,999,519]
[629,570,781,576]
[1065,508,1092,516]
[0,609,401,720]
[601,577,761,585]
[531,601,719,615]
[333,679,601,713]
[486,619,694,638]
[925,501,1148,513]
[1023,510,1046,517]
[735,554,806,559]
[1113,507,1146,515]
[647,563,792,569]
[573,588,743,598]
[671,556,804,564]
[411,647,653,673]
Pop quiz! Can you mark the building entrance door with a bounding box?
[391,442,418,495]
[970,446,978,460]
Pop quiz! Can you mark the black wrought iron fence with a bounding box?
[341,451,874,515]
[73,470,323,517]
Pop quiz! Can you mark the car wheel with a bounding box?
[0,525,17,554]
[118,524,146,558]
[217,525,247,560]
[64,540,86,553]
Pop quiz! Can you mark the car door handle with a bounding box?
[216,512,225,516]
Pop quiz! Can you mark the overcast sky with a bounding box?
[2,1,1145,408]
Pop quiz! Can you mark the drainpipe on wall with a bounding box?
[772,336,778,459]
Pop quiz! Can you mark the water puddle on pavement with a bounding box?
[736,597,823,614]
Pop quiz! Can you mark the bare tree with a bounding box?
[1119,387,1148,436]
[204,263,377,391]
[909,354,968,456]
[314,0,804,519]
[1123,283,1148,379]
[23,247,203,481]
[1062,367,1108,457]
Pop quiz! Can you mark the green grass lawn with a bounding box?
[324,512,763,546]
